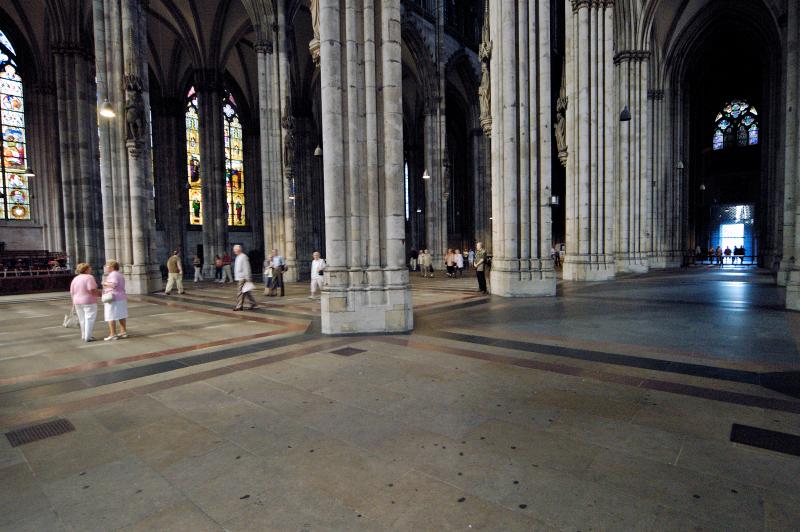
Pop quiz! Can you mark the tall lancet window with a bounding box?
[223,92,245,226]
[712,99,759,151]
[186,87,202,225]
[0,30,30,220]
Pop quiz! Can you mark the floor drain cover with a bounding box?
[6,418,75,447]
[330,347,366,357]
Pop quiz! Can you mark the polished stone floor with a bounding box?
[1,268,799,531]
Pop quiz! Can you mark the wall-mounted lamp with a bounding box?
[699,184,706,191]
[313,145,322,157]
[676,161,685,170]
[416,208,422,213]
[99,99,115,118]
[422,169,430,180]
[619,106,631,122]
[550,195,560,206]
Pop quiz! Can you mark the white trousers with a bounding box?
[222,264,234,282]
[75,303,97,341]
[310,278,323,295]
[194,266,203,282]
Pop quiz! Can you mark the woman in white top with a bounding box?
[309,251,326,299]
[454,249,464,277]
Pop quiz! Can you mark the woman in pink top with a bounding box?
[102,260,128,341]
[70,263,101,342]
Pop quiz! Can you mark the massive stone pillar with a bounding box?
[151,97,185,259]
[782,2,800,308]
[423,107,447,264]
[93,0,161,293]
[614,50,650,273]
[648,89,670,269]
[53,43,104,272]
[194,72,229,272]
[471,127,491,248]
[319,0,412,334]
[486,0,556,296]
[563,0,615,281]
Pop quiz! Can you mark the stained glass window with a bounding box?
[712,99,759,151]
[0,30,29,220]
[186,87,202,225]
[223,92,245,226]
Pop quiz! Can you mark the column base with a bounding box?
[562,255,615,281]
[489,259,556,297]
[321,268,413,334]
[649,252,682,270]
[284,259,299,283]
[615,253,649,274]
[785,270,800,310]
[777,260,793,287]
[125,264,163,294]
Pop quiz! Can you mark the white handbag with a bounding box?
[63,306,79,328]
[101,292,114,303]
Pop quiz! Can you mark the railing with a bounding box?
[684,254,758,266]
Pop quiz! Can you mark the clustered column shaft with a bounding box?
[93,0,161,293]
[615,50,650,273]
[486,0,556,296]
[563,0,615,281]
[319,0,412,334]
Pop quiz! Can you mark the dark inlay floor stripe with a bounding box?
[0,338,353,429]
[0,333,315,405]
[426,330,761,385]
[730,423,800,457]
[376,337,800,414]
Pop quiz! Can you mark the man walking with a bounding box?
[475,242,488,294]
[269,248,286,297]
[309,251,326,299]
[164,250,185,295]
[232,245,258,311]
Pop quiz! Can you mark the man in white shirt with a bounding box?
[309,251,326,299]
[232,245,258,311]
[268,248,286,296]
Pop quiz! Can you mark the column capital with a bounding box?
[570,0,592,12]
[192,69,223,92]
[613,50,650,64]
[255,40,273,54]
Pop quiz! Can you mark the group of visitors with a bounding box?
[697,245,748,265]
[408,243,489,293]
[409,248,477,278]
[69,260,128,342]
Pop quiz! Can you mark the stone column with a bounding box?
[93,0,161,293]
[423,106,447,264]
[485,0,556,296]
[52,43,104,272]
[28,84,65,254]
[614,50,650,273]
[256,41,284,264]
[471,128,490,248]
[276,0,298,281]
[782,1,800,308]
[194,71,229,273]
[563,0,615,281]
[151,96,185,259]
[319,0,412,334]
[648,88,669,268]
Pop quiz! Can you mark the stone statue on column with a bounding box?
[309,0,320,67]
[555,61,568,167]
[282,112,296,178]
[478,1,492,136]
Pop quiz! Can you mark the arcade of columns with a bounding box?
[9,0,800,332]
